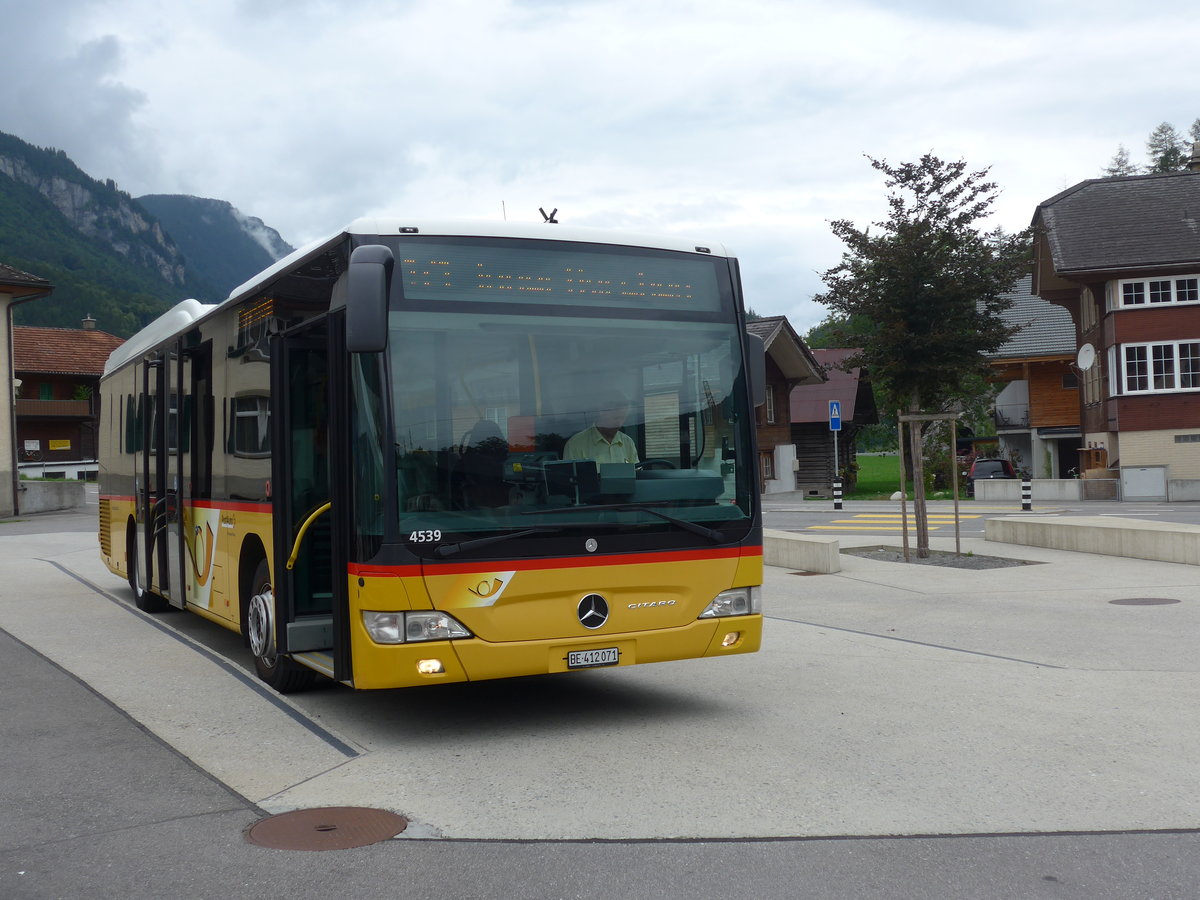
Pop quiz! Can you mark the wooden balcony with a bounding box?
[993,402,1030,430]
[15,399,93,417]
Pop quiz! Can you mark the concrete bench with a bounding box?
[985,516,1200,566]
[763,529,841,573]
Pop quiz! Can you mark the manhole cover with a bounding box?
[246,807,408,851]
[1109,598,1181,606]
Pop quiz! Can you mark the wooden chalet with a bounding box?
[1032,148,1200,500]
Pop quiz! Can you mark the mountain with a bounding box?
[137,194,293,298]
[0,131,292,338]
[0,132,210,336]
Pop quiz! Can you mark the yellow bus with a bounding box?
[98,220,766,692]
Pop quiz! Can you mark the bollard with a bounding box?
[833,478,843,511]
[1021,478,1032,511]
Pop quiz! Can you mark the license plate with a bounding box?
[567,647,620,669]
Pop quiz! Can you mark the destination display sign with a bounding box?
[394,240,724,312]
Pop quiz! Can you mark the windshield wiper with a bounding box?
[433,528,553,559]
[528,503,726,544]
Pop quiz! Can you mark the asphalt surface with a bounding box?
[3,498,1200,898]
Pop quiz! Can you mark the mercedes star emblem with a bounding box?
[577,594,609,629]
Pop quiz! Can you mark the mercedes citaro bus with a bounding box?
[98,219,766,692]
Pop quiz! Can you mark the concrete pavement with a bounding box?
[4,506,1200,897]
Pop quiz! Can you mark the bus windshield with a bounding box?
[385,242,755,555]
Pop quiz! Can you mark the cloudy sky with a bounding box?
[2,0,1198,331]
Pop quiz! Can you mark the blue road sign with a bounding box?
[829,400,842,431]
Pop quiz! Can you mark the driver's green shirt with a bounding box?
[563,425,640,464]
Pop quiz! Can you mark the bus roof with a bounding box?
[105,219,735,376]
[226,219,735,305]
[104,298,218,375]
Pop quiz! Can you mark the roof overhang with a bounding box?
[0,277,53,301]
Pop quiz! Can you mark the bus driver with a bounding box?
[563,392,640,465]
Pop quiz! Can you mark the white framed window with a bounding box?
[1120,341,1200,394]
[760,451,774,481]
[230,394,271,456]
[1116,275,1200,308]
[765,384,776,424]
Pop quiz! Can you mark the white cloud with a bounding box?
[1,0,1198,333]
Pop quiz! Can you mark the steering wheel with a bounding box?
[636,458,678,470]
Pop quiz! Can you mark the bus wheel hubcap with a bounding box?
[248,588,276,664]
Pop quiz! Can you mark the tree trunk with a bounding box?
[908,394,930,558]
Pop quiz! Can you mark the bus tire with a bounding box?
[246,558,317,693]
[127,525,169,613]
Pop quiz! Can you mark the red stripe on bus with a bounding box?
[98,495,270,513]
[350,544,762,579]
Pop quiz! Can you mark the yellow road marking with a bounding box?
[847,514,981,520]
[809,525,940,531]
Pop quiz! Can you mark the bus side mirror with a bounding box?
[746,333,766,407]
[346,244,394,353]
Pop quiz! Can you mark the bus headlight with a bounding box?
[362,611,472,644]
[697,586,761,619]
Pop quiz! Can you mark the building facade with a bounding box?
[2,262,54,516]
[13,321,124,481]
[987,275,1080,479]
[789,348,877,496]
[745,317,825,494]
[1032,155,1200,500]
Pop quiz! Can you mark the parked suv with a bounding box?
[963,457,1017,497]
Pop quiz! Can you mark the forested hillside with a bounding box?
[0,131,291,337]
[138,194,293,298]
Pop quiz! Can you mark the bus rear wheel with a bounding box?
[246,559,317,693]
[127,526,169,613]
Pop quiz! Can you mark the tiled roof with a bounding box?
[992,274,1076,359]
[1035,170,1200,274]
[789,348,865,423]
[13,326,126,376]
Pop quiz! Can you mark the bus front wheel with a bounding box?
[246,559,317,693]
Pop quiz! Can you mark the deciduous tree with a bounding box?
[814,154,1031,557]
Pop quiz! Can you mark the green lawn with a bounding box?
[836,454,965,501]
[848,453,905,499]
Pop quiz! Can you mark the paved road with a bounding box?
[4,505,1200,897]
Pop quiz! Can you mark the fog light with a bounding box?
[417,659,445,675]
[721,631,742,648]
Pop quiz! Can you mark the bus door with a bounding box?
[183,341,215,608]
[270,317,350,681]
[139,345,186,609]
